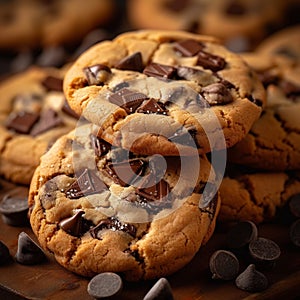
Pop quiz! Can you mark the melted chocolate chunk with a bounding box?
[41,76,63,92]
[136,179,170,202]
[197,51,226,72]
[136,99,169,115]
[168,125,198,147]
[201,83,233,105]
[90,134,111,157]
[108,88,148,113]
[163,0,190,12]
[65,169,107,199]
[6,111,40,134]
[83,64,111,85]
[143,62,176,79]
[30,109,63,136]
[174,39,203,57]
[62,100,80,119]
[90,217,136,239]
[115,52,144,72]
[246,94,263,107]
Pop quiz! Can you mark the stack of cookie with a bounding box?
[219,26,300,224]
[27,30,267,280]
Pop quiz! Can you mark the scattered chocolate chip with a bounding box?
[143,62,176,79]
[143,277,174,300]
[235,264,268,293]
[90,134,111,157]
[226,221,258,249]
[108,88,148,113]
[6,111,40,134]
[201,83,233,105]
[30,109,63,136]
[90,217,136,239]
[163,0,190,12]
[197,51,226,72]
[0,240,11,265]
[136,99,169,115]
[83,64,112,86]
[0,195,29,226]
[289,194,300,218]
[115,51,144,72]
[62,100,80,119]
[225,0,247,15]
[289,219,300,247]
[209,250,240,280]
[87,272,123,299]
[173,39,203,57]
[41,75,63,92]
[65,169,107,199]
[15,232,47,265]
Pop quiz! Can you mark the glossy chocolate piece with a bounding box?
[143,62,176,79]
[174,39,203,57]
[136,99,169,115]
[6,111,39,134]
[143,277,174,300]
[59,210,88,237]
[83,64,112,86]
[115,51,144,72]
[41,75,63,92]
[90,134,111,157]
[197,51,226,72]
[0,240,11,265]
[201,83,233,105]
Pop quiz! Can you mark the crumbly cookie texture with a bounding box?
[64,30,265,156]
[29,125,220,280]
[0,0,114,49]
[0,66,78,184]
[219,168,300,224]
[228,54,300,170]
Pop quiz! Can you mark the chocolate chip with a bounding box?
[83,64,112,86]
[90,217,137,239]
[143,277,174,300]
[136,99,169,115]
[197,51,226,72]
[65,169,107,199]
[289,194,300,218]
[201,83,233,105]
[15,232,47,265]
[163,0,190,12]
[62,100,80,119]
[108,88,148,114]
[235,264,268,293]
[90,134,111,157]
[143,62,176,79]
[30,109,63,136]
[41,75,63,92]
[226,221,258,249]
[173,39,203,57]
[6,111,40,134]
[225,0,247,15]
[289,219,300,247]
[0,195,29,226]
[168,125,198,147]
[280,80,300,99]
[115,52,144,72]
[257,70,279,88]
[0,240,11,265]
[137,179,170,202]
[209,250,240,280]
[87,272,123,299]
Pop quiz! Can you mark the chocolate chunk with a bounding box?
[143,62,176,79]
[280,80,300,99]
[290,219,300,247]
[87,272,123,299]
[164,0,190,12]
[235,264,268,293]
[199,183,219,218]
[6,111,39,134]
[226,221,258,249]
[108,88,148,113]
[105,159,145,187]
[197,51,226,72]
[0,241,11,265]
[174,39,203,57]
[177,66,211,83]
[246,94,263,107]
[62,100,80,119]
[209,250,240,280]
[136,99,169,115]
[136,179,170,202]
[201,83,233,105]
[143,277,174,300]
[168,125,198,147]
[83,64,111,85]
[289,194,300,218]
[30,109,63,136]
[90,217,137,239]
[41,75,63,92]
[15,232,47,265]
[0,195,29,226]
[65,169,107,199]
[257,70,279,88]
[90,134,111,157]
[226,0,247,15]
[115,51,144,72]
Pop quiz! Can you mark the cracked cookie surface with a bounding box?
[0,66,78,184]
[64,30,265,156]
[29,124,220,280]
[228,54,300,170]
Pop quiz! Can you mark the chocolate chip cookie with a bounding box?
[29,124,220,280]
[228,54,300,170]
[63,30,265,156]
[0,66,78,184]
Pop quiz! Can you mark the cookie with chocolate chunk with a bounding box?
[28,124,220,280]
[228,54,300,170]
[64,30,265,156]
[0,67,78,184]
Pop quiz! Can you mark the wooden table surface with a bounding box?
[0,178,299,300]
